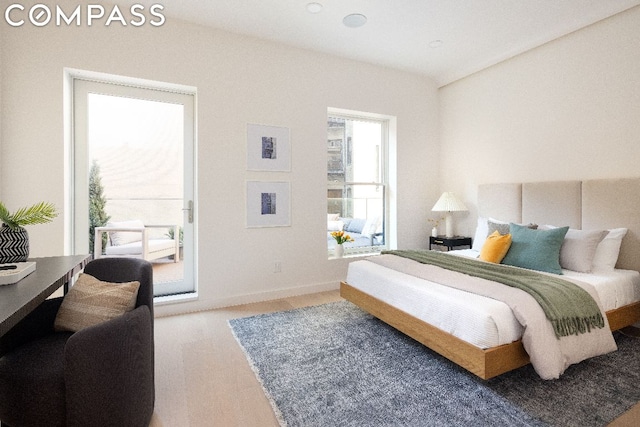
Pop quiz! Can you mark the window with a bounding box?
[327,110,389,256]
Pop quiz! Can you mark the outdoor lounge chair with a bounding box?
[94,219,179,263]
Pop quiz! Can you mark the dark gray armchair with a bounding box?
[0,258,154,427]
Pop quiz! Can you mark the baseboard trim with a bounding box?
[154,281,340,318]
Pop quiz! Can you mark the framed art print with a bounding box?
[246,181,291,227]
[247,123,291,171]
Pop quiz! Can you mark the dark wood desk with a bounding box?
[0,255,91,337]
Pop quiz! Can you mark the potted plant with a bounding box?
[0,201,58,263]
[428,216,444,237]
[330,230,354,258]
[166,226,184,260]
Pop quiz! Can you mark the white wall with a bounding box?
[0,36,3,199]
[0,7,439,314]
[439,6,640,237]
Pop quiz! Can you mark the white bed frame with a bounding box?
[341,178,640,380]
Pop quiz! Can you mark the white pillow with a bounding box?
[592,228,628,271]
[559,229,607,273]
[107,220,145,246]
[472,217,488,251]
[328,213,340,222]
[539,225,611,273]
[327,220,344,232]
[361,217,381,237]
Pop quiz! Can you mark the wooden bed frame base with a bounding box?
[340,281,640,380]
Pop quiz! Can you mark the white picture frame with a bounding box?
[246,181,291,228]
[247,123,291,171]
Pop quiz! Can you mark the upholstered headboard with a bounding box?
[478,178,640,272]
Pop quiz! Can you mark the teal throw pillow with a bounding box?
[501,223,569,274]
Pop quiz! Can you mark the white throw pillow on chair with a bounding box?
[107,220,145,246]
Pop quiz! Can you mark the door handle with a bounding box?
[182,200,193,223]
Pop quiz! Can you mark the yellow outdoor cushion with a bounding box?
[479,230,512,263]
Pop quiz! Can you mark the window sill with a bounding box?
[328,249,382,260]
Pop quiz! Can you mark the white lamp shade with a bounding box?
[431,192,467,212]
[431,192,467,237]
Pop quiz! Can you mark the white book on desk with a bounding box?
[0,262,37,285]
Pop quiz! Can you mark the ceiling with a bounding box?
[149,0,640,87]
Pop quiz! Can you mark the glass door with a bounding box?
[73,78,196,296]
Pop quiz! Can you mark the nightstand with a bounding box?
[429,236,472,251]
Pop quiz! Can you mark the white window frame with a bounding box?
[327,108,394,257]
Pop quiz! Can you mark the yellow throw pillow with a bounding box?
[479,230,512,263]
[54,273,140,333]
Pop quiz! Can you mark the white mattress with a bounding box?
[346,251,640,349]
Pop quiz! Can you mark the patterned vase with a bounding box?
[0,225,30,263]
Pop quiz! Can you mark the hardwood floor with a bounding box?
[149,290,343,426]
[148,290,640,426]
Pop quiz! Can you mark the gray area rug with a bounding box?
[229,301,640,427]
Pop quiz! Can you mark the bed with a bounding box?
[341,178,640,380]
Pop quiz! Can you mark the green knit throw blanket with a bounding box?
[382,250,605,338]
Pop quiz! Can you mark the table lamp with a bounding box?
[431,192,468,237]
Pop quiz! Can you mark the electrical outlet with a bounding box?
[274,262,282,273]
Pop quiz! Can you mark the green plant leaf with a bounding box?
[0,201,58,229]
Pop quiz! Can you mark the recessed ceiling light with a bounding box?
[343,13,367,28]
[429,40,444,48]
[306,2,323,13]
